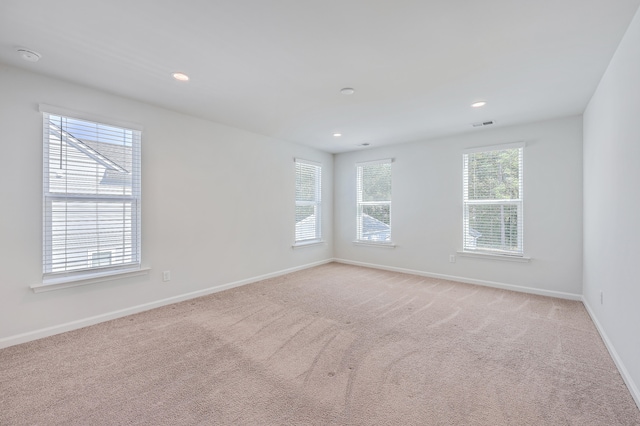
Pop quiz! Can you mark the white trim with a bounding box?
[352,241,396,249]
[332,258,581,300]
[293,157,322,167]
[1,259,332,349]
[355,158,393,167]
[582,298,640,410]
[292,240,325,248]
[34,267,151,293]
[463,141,525,154]
[38,103,144,131]
[457,250,531,263]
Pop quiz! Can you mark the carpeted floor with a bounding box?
[1,262,639,425]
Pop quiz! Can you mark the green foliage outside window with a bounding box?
[467,149,519,201]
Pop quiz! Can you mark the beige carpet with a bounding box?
[1,263,639,425]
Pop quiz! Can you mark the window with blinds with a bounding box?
[42,110,142,280]
[463,143,523,255]
[295,159,321,243]
[356,159,392,243]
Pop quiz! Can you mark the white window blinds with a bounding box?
[295,159,321,243]
[42,110,142,279]
[356,159,392,243]
[463,143,523,255]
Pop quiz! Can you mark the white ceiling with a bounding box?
[1,1,639,153]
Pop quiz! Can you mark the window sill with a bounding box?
[353,241,396,249]
[32,267,151,293]
[456,251,531,263]
[292,240,325,249]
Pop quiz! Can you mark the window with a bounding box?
[42,108,142,281]
[294,159,321,243]
[89,251,113,268]
[356,159,392,243]
[463,143,523,255]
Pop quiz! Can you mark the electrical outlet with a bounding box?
[449,255,456,263]
[600,291,603,305]
[163,271,171,282]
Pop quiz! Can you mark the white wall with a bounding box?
[583,7,640,406]
[0,66,333,343]
[334,116,583,297]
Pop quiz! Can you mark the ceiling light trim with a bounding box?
[172,72,190,82]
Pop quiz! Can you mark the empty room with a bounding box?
[1,1,639,424]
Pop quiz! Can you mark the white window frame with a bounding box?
[40,104,143,286]
[462,142,524,257]
[294,158,322,245]
[356,158,393,245]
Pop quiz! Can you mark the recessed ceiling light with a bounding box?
[333,133,342,137]
[340,88,355,95]
[471,101,487,108]
[16,48,41,62]
[472,120,494,128]
[172,72,189,81]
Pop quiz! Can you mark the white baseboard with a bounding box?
[0,259,333,349]
[582,298,640,410]
[332,258,582,301]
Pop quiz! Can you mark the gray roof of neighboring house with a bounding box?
[48,122,133,188]
[295,214,318,240]
[361,214,390,241]
[82,140,131,172]
[469,228,482,238]
[82,139,132,186]
[48,122,129,173]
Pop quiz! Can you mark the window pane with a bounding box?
[360,204,391,242]
[46,115,133,196]
[362,162,391,202]
[48,200,136,273]
[90,251,113,267]
[467,204,519,252]
[295,205,315,223]
[295,162,318,202]
[295,205,317,241]
[467,149,520,200]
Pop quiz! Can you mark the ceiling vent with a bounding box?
[472,120,494,128]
